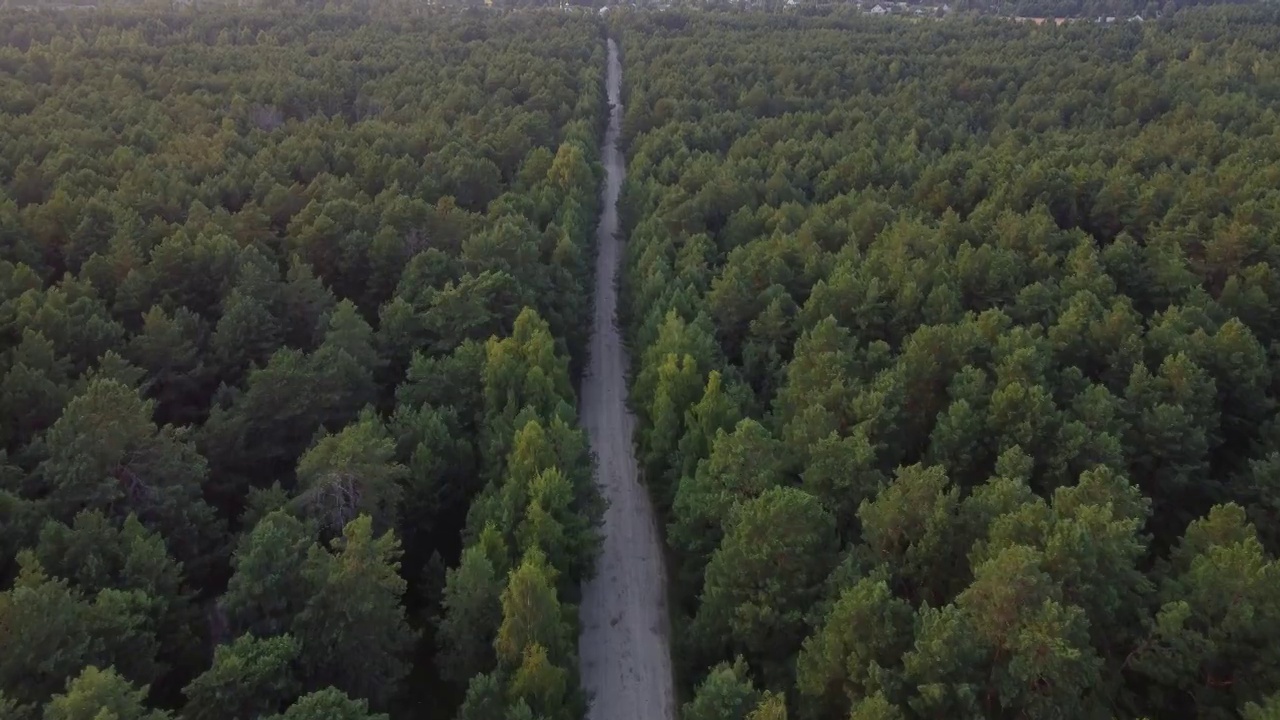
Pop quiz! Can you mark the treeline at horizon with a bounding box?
[0,0,1269,19]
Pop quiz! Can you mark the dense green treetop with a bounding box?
[615,5,1280,719]
[0,7,606,720]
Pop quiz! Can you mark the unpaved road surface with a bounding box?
[578,38,677,720]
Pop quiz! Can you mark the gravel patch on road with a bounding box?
[577,37,678,720]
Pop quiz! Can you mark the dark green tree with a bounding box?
[682,658,760,720]
[292,516,416,708]
[181,635,301,720]
[265,689,388,720]
[692,486,838,684]
[43,666,170,720]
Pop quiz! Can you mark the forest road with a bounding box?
[577,38,678,720]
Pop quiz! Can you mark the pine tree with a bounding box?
[692,487,837,684]
[181,635,300,720]
[292,516,416,708]
[437,544,504,684]
[44,667,170,720]
[265,689,388,720]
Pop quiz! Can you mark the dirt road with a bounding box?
[577,38,677,720]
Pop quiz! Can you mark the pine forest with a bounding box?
[2,3,1280,720]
